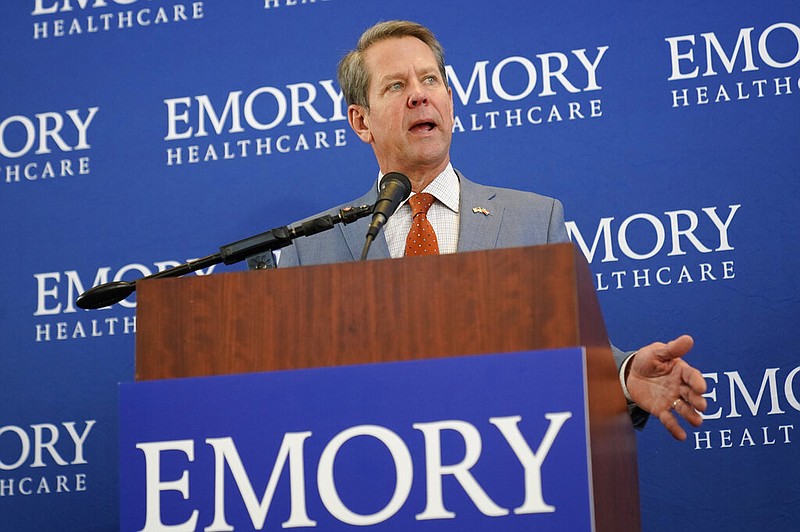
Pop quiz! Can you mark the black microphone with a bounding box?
[366,172,412,241]
[361,172,412,260]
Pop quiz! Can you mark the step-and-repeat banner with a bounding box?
[1,1,797,530]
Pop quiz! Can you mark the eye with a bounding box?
[423,75,438,85]
[388,81,403,91]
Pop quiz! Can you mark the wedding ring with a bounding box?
[671,398,682,410]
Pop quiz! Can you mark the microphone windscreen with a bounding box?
[379,172,412,201]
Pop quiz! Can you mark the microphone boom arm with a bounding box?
[75,204,373,310]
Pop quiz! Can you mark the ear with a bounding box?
[447,86,454,123]
[347,104,373,144]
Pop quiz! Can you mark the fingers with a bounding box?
[659,396,704,441]
[664,334,694,360]
[657,408,687,441]
[677,360,708,413]
[674,397,704,427]
[681,362,707,395]
[679,382,708,413]
[631,333,706,441]
[633,334,694,373]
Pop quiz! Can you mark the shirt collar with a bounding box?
[376,163,460,213]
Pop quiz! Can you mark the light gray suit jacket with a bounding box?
[250,170,647,428]
[273,171,569,266]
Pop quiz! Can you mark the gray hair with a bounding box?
[337,20,447,108]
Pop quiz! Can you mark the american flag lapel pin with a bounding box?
[472,207,490,216]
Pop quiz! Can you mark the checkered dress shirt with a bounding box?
[382,164,460,258]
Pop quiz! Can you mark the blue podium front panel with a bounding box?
[119,348,592,531]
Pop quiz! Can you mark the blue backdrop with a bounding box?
[1,1,798,530]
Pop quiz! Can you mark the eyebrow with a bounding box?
[376,66,440,87]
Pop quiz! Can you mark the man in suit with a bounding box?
[254,20,707,440]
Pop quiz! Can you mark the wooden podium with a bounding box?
[133,243,640,531]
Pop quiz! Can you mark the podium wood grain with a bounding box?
[135,243,640,531]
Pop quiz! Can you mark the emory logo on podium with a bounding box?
[120,350,595,531]
[135,414,571,531]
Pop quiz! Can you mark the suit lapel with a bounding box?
[340,187,391,261]
[339,171,503,259]
[457,172,504,252]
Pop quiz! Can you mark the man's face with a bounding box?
[349,36,454,179]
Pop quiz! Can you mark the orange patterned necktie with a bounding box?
[405,193,440,256]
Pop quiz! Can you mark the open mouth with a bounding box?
[410,121,436,133]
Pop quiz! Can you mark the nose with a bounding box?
[407,80,429,108]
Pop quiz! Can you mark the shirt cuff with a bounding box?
[619,351,636,403]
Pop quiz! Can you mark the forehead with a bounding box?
[363,36,439,82]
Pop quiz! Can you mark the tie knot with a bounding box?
[409,193,435,216]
